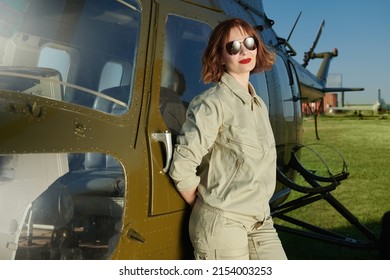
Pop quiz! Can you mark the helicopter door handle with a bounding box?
[151,131,172,173]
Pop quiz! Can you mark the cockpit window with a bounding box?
[0,0,141,115]
[160,14,212,135]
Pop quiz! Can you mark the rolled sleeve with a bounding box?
[169,91,222,192]
[169,145,201,191]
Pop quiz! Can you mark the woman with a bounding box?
[169,18,287,260]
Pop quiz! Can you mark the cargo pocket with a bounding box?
[248,225,287,260]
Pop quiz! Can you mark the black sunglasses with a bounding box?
[225,36,258,56]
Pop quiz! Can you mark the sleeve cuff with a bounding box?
[176,176,200,192]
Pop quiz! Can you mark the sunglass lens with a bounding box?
[226,40,241,55]
[244,37,256,51]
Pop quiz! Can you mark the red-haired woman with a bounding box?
[169,18,287,260]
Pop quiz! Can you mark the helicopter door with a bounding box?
[147,2,221,215]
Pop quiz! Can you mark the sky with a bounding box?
[263,0,390,105]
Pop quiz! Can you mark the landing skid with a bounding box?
[273,145,382,251]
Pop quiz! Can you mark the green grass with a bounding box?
[275,115,390,259]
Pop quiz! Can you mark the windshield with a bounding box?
[0,0,141,114]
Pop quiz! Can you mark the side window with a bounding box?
[250,72,269,110]
[160,15,212,135]
[1,0,142,114]
[274,55,294,122]
[289,60,302,119]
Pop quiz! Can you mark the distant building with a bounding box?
[302,93,337,115]
[324,93,337,112]
[302,73,341,116]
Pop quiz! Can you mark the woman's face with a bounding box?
[221,27,257,79]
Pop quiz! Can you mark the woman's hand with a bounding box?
[180,187,198,208]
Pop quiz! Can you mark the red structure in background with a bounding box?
[302,93,338,115]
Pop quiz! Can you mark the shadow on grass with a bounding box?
[276,221,382,260]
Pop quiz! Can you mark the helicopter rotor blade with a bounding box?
[303,20,325,67]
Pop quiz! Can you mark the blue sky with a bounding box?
[263,0,390,105]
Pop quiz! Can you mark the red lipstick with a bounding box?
[239,58,251,64]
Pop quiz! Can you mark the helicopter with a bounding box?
[0,0,388,260]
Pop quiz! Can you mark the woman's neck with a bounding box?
[228,72,250,92]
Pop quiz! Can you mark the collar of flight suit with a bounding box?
[220,72,262,108]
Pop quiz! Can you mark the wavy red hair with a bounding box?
[202,18,274,84]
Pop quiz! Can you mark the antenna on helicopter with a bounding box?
[302,20,325,68]
[275,11,302,57]
[287,11,302,42]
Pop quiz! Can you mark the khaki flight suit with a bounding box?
[169,72,287,260]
